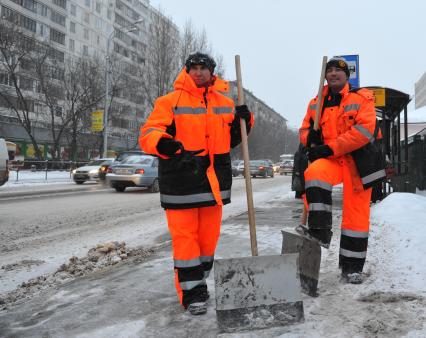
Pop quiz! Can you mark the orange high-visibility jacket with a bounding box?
[300,83,377,191]
[139,69,253,209]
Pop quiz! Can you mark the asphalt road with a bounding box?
[0,175,292,294]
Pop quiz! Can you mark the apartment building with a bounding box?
[415,72,426,109]
[0,0,178,159]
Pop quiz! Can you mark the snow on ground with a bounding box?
[3,170,73,188]
[1,174,426,337]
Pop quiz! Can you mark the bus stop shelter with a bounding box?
[366,87,413,196]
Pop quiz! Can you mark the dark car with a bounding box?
[106,154,159,192]
[99,150,146,181]
[247,160,274,178]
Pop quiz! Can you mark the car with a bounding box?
[98,150,146,181]
[280,160,294,175]
[273,162,282,173]
[98,159,116,181]
[0,138,9,186]
[71,158,115,184]
[106,154,159,192]
[247,159,274,178]
[232,160,243,177]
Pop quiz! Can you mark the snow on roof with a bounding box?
[399,122,426,141]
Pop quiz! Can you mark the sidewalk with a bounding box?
[0,192,343,337]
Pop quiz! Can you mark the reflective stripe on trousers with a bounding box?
[166,205,222,307]
[304,157,372,272]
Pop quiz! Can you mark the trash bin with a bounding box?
[30,164,36,172]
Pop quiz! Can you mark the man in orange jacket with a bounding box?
[139,52,254,315]
[297,57,378,284]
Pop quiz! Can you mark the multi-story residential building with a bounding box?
[0,0,179,159]
[415,72,426,109]
[227,81,288,161]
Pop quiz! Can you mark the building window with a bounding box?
[20,15,37,33]
[85,0,90,7]
[96,17,102,29]
[50,28,65,45]
[70,21,76,33]
[84,28,89,40]
[70,3,76,16]
[96,35,100,45]
[39,23,47,37]
[52,0,67,10]
[39,3,48,16]
[55,106,63,117]
[95,1,101,13]
[83,12,90,24]
[0,73,13,87]
[83,45,89,56]
[69,38,75,51]
[51,10,66,26]
[107,9,111,19]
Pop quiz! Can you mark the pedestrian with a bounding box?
[297,57,384,284]
[139,52,254,315]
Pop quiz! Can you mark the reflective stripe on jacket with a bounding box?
[139,69,252,209]
[300,83,377,192]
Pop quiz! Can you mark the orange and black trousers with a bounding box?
[165,205,222,308]
[304,157,372,273]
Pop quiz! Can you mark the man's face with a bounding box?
[188,64,212,88]
[325,66,348,92]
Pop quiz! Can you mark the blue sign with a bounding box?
[336,54,360,88]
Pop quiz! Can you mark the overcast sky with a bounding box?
[150,0,426,128]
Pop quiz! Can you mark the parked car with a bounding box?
[98,150,146,181]
[0,138,9,186]
[280,160,294,175]
[247,159,274,178]
[232,160,244,177]
[72,158,115,184]
[106,154,159,192]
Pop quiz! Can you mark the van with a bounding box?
[0,138,9,186]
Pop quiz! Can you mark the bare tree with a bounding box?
[0,21,43,159]
[62,57,104,160]
[179,20,226,78]
[140,7,180,109]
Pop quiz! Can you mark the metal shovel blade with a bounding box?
[281,229,321,297]
[214,253,304,333]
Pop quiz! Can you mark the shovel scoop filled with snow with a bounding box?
[214,253,304,332]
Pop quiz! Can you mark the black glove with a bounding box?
[306,145,333,162]
[307,129,323,147]
[170,149,204,171]
[235,105,251,123]
[156,138,183,156]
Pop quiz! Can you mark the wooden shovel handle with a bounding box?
[301,56,328,226]
[235,55,258,256]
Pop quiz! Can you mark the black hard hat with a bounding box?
[326,57,350,78]
[185,52,216,74]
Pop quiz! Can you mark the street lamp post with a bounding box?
[103,20,143,158]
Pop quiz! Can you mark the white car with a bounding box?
[72,158,115,184]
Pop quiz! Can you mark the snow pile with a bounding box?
[0,242,153,310]
[369,192,426,292]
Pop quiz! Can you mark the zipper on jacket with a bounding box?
[203,88,208,108]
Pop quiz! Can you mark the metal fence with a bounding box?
[408,135,426,190]
[8,160,90,182]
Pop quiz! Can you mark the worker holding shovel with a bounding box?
[297,57,383,284]
[139,52,254,315]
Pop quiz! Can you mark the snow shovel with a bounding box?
[283,56,328,297]
[214,55,304,333]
